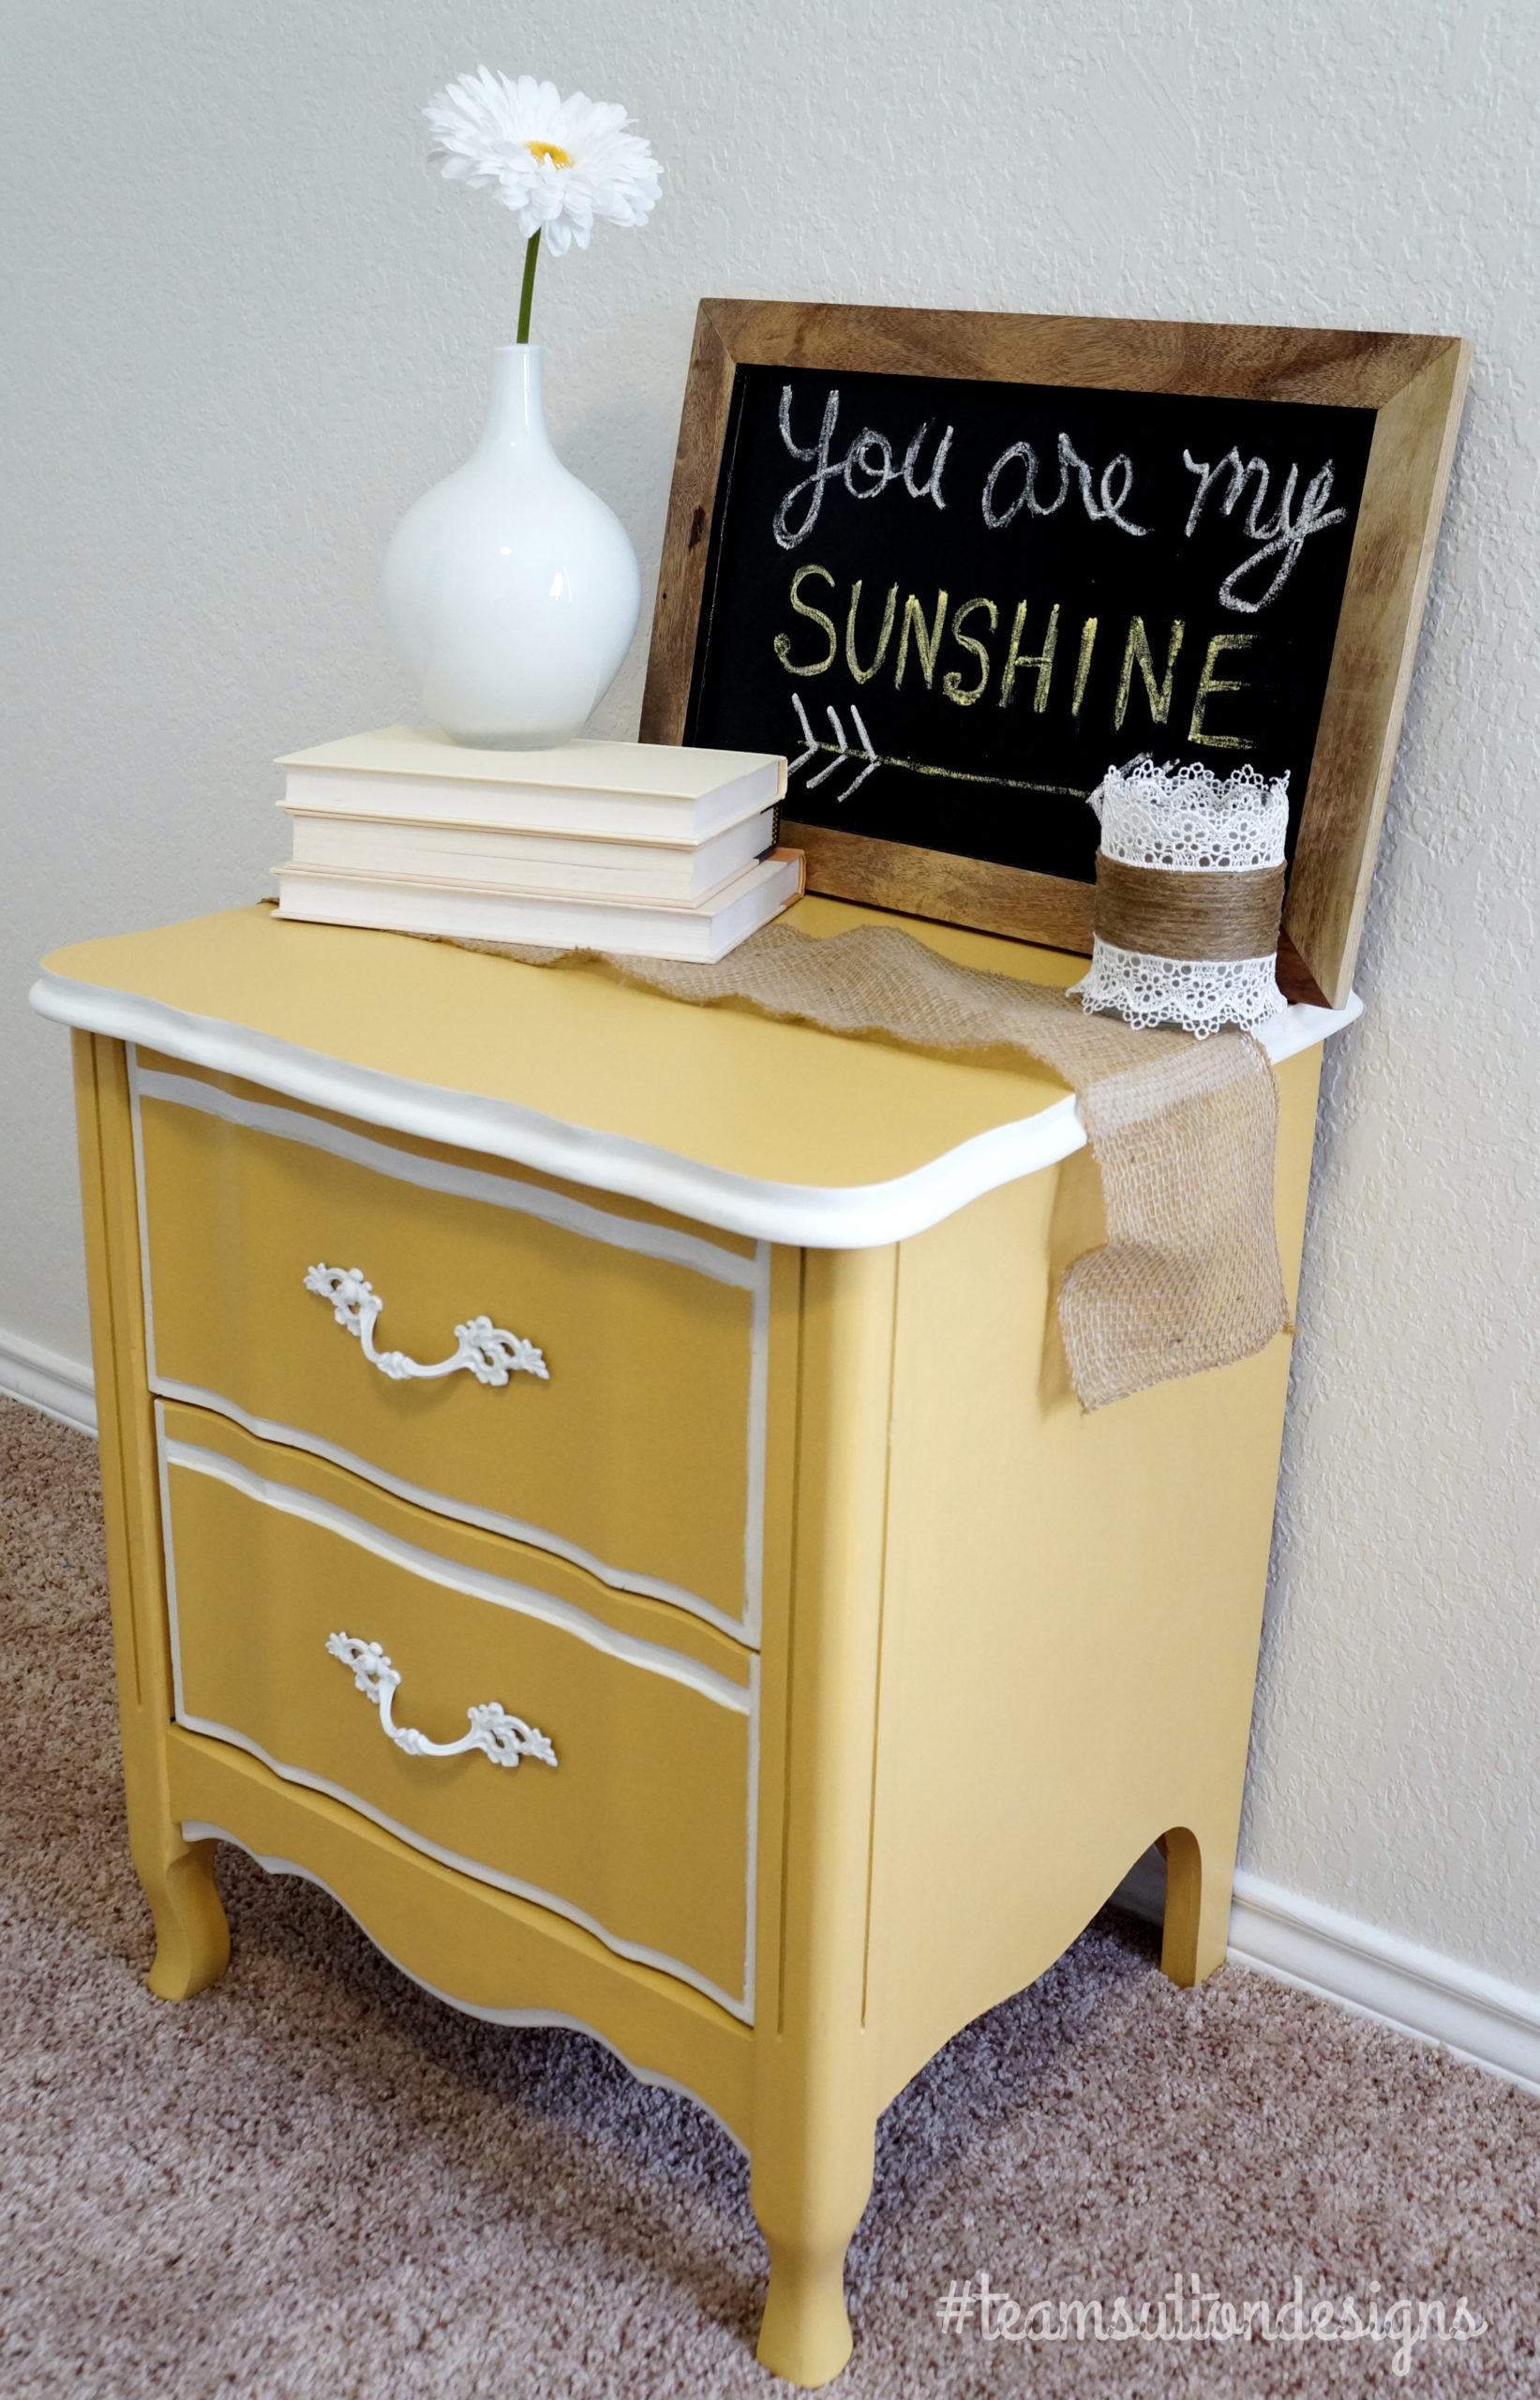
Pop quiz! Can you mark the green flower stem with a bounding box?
[516,230,542,345]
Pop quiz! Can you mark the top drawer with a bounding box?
[132,1055,771,1639]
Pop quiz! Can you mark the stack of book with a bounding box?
[273,726,800,962]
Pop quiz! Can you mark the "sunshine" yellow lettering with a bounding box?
[771,571,1258,752]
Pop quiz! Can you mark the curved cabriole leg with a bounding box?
[1159,1822,1233,1988]
[140,1831,231,2000]
[755,2244,856,2389]
[752,2131,873,2387]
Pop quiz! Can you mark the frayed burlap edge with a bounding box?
[423,917,1287,1410]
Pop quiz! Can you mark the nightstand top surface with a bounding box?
[35,896,1353,1248]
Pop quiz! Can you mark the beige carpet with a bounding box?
[3,1392,1535,2395]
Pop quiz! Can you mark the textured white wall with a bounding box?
[3,3,1535,1984]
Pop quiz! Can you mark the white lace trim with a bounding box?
[1090,756,1289,873]
[1070,938,1288,1040]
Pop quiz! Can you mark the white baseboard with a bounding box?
[1114,1852,1540,2099]
[0,1326,97,1435]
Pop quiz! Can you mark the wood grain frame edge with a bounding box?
[686,302,1455,407]
[1283,337,1472,1009]
[640,302,739,744]
[781,825,1096,954]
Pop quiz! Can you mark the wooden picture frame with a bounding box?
[641,302,1470,1010]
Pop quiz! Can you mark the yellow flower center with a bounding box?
[525,141,574,171]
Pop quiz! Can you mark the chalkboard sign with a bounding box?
[643,306,1469,1009]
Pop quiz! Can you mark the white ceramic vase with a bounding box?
[383,345,641,749]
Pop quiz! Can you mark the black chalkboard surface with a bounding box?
[644,306,1469,1004]
[684,365,1374,890]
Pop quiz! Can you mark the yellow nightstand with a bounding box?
[33,895,1352,2386]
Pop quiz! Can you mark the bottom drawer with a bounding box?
[159,1417,755,2017]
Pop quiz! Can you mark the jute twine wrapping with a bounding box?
[434,917,1288,1411]
[1093,853,1287,961]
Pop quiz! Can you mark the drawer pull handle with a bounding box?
[326,1631,559,1770]
[305,1263,550,1387]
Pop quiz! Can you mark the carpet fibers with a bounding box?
[2,1392,1536,2395]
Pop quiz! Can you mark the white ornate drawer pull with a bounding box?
[305,1263,549,1386]
[326,1632,558,1770]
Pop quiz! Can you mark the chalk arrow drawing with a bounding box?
[785,693,1093,807]
[787,694,881,802]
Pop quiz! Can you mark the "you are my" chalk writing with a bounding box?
[772,384,1348,614]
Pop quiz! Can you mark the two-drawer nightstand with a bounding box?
[33,895,1353,2386]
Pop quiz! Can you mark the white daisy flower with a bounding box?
[425,69,663,260]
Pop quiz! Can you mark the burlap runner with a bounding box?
[432,916,1287,1411]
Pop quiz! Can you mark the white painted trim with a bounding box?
[30,970,1362,1252]
[178,1822,746,2149]
[164,1436,751,1714]
[134,1065,758,1289]
[160,1426,758,2018]
[129,1049,769,1642]
[0,1326,97,1435]
[172,1709,752,2020]
[155,1378,756,1642]
[1113,1857,1540,2099]
[157,1414,187,1719]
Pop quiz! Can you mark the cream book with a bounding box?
[278,726,786,841]
[274,849,806,963]
[283,803,778,902]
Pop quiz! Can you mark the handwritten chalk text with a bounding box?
[773,386,953,549]
[771,383,1348,615]
[1183,449,1349,611]
[773,567,1259,750]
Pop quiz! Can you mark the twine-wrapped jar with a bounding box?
[1070,758,1290,1038]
